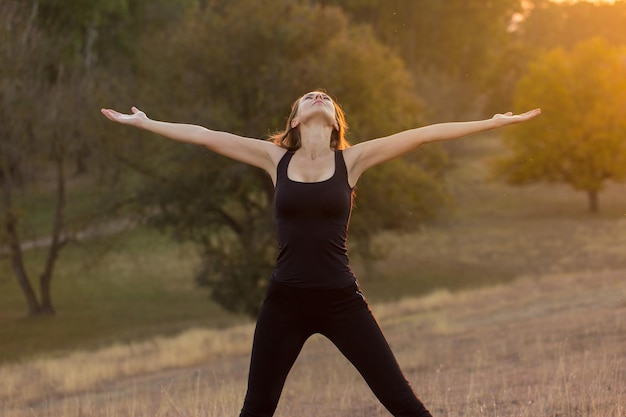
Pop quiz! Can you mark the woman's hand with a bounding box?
[100,106,148,127]
[492,108,542,126]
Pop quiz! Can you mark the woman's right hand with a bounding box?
[100,106,148,127]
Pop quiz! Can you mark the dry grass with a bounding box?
[1,267,624,417]
[0,324,253,408]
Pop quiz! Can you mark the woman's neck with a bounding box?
[298,124,334,160]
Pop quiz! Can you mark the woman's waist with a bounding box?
[271,263,356,289]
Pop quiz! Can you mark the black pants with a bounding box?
[239,280,432,417]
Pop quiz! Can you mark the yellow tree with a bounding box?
[495,37,626,212]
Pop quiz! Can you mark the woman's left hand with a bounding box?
[492,108,542,126]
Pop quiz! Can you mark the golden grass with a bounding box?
[1,267,624,416]
[0,324,254,409]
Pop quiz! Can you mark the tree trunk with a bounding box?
[5,210,42,315]
[39,154,67,315]
[587,189,599,213]
[1,167,42,316]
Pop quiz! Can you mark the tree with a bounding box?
[317,0,522,120]
[486,0,626,113]
[0,1,110,315]
[1,1,43,315]
[131,0,448,316]
[0,0,189,316]
[494,38,626,213]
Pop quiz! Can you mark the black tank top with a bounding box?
[272,150,357,288]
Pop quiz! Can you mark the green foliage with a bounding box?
[131,0,448,316]
[137,148,276,317]
[351,157,448,244]
[318,0,521,77]
[317,0,522,119]
[495,37,626,212]
[32,0,195,66]
[487,0,626,113]
[0,0,198,316]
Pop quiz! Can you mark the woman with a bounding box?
[101,92,540,417]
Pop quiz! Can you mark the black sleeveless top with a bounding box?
[272,150,357,288]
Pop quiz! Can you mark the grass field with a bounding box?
[1,268,624,416]
[1,132,625,415]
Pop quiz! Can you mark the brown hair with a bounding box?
[270,90,349,151]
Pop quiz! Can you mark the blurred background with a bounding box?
[1,0,626,363]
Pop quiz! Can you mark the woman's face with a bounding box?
[292,91,338,129]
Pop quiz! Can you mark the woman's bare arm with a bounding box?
[345,109,541,184]
[100,106,284,177]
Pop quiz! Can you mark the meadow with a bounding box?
[1,133,625,416]
[1,268,624,416]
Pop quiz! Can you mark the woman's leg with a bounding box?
[239,283,311,417]
[322,285,433,417]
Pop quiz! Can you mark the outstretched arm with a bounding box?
[100,106,282,176]
[346,109,541,182]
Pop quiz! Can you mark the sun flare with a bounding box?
[550,0,618,3]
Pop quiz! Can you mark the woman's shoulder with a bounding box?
[268,143,290,157]
[268,145,291,167]
[340,146,362,168]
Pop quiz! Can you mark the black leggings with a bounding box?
[239,280,432,417]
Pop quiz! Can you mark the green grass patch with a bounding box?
[0,227,245,363]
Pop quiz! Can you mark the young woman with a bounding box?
[101,92,540,417]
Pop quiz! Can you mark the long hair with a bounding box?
[270,91,349,151]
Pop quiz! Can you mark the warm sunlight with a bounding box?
[551,0,618,3]
[511,0,621,31]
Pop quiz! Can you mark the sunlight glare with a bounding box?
[550,0,617,3]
